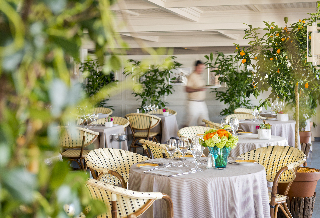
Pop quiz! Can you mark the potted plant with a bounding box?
[256,123,271,140]
[200,128,238,169]
[163,108,169,116]
[105,117,113,127]
[298,91,315,143]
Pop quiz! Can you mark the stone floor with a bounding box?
[306,141,320,217]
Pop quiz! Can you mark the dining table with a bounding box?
[129,158,270,218]
[153,114,179,143]
[239,119,295,147]
[230,134,288,157]
[85,125,128,150]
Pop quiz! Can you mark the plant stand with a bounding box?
[277,193,316,218]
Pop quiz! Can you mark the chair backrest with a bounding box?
[234,108,254,114]
[148,109,177,116]
[60,127,99,148]
[86,148,149,185]
[225,114,255,123]
[202,119,222,129]
[177,126,211,139]
[139,139,182,159]
[125,113,161,130]
[86,179,164,218]
[238,146,306,183]
[112,117,130,129]
[94,107,113,115]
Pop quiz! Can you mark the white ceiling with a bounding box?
[85,0,319,53]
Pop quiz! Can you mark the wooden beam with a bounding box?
[121,33,159,42]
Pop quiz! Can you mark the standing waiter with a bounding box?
[185,60,209,126]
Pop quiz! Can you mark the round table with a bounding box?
[129,159,270,218]
[239,120,295,147]
[230,134,288,157]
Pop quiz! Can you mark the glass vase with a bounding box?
[208,147,231,169]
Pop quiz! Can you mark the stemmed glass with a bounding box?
[190,136,203,171]
[252,109,259,122]
[221,118,228,127]
[230,117,239,135]
[166,139,177,167]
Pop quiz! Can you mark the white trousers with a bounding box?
[185,101,209,126]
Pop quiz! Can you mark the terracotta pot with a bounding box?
[278,167,320,198]
[300,131,311,144]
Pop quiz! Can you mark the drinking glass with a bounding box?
[221,118,228,127]
[230,117,239,134]
[252,109,259,122]
[190,140,203,171]
[166,139,177,165]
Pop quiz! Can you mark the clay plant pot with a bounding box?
[278,167,320,198]
[300,131,311,144]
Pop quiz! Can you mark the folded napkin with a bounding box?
[137,163,159,167]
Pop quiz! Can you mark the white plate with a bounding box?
[237,162,256,166]
[138,166,157,169]
[113,124,119,126]
[238,132,253,135]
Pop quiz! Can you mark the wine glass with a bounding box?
[190,143,203,172]
[166,139,177,167]
[252,109,259,122]
[221,118,228,128]
[230,117,239,135]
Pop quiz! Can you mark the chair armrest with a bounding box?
[270,166,289,207]
[162,194,174,218]
[97,170,127,188]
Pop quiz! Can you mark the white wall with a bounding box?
[107,54,271,128]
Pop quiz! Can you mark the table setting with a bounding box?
[129,128,270,218]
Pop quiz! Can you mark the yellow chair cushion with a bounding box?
[133,131,159,137]
[62,149,91,158]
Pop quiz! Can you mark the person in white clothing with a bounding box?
[185,60,209,126]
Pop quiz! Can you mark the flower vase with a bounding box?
[258,129,271,140]
[105,121,113,127]
[163,111,169,116]
[208,147,231,169]
[277,114,288,121]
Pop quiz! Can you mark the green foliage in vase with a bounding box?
[80,59,117,108]
[235,12,320,128]
[0,0,146,217]
[124,56,182,109]
[205,52,259,116]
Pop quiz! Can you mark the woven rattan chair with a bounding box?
[234,108,254,114]
[139,139,182,159]
[177,126,210,139]
[225,113,265,123]
[60,127,99,170]
[125,113,161,153]
[93,107,113,116]
[86,179,173,218]
[148,108,177,116]
[86,148,149,187]
[202,119,222,129]
[238,146,306,218]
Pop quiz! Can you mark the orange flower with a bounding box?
[270,35,273,38]
[277,49,280,54]
[277,69,280,73]
[254,85,256,88]
[303,20,305,23]
[284,27,287,31]
[242,59,246,64]
[254,56,258,60]
[236,47,238,49]
[286,56,288,59]
[276,33,279,36]
[270,58,273,61]
[271,27,274,29]
[281,38,285,41]
[299,19,301,22]
[240,50,245,56]
[305,83,309,89]
[309,36,311,40]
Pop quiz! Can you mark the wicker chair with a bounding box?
[125,113,161,153]
[177,126,210,139]
[202,119,222,129]
[148,109,177,116]
[238,146,306,218]
[139,139,182,159]
[93,107,113,116]
[86,179,173,218]
[234,108,254,114]
[225,113,265,123]
[85,148,149,187]
[60,127,99,170]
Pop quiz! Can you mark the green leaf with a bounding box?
[49,161,70,190]
[50,35,79,60]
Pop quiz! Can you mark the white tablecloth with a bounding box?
[129,160,270,218]
[153,114,179,143]
[230,134,288,157]
[86,125,127,150]
[239,120,295,147]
